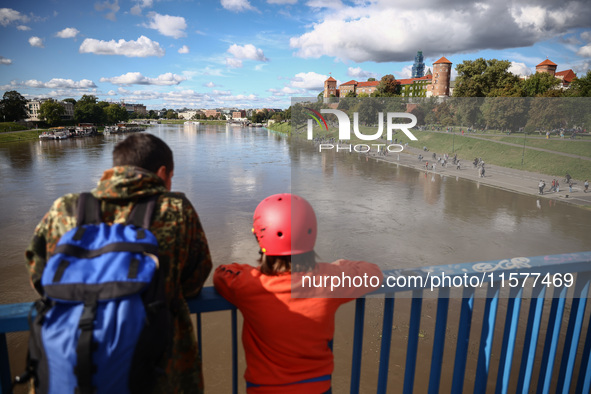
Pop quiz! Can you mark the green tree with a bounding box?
[568,70,591,97]
[376,74,400,97]
[63,98,77,106]
[165,110,178,119]
[520,72,560,96]
[453,58,520,97]
[0,90,28,121]
[105,104,129,124]
[39,99,65,125]
[345,91,357,98]
[74,95,106,124]
[367,78,376,82]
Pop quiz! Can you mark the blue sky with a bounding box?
[1,0,590,110]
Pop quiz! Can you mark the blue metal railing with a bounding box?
[1,251,591,393]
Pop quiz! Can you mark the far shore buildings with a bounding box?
[26,98,74,122]
[532,59,577,88]
[324,55,453,99]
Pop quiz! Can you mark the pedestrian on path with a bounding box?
[539,180,545,195]
[585,180,589,193]
[569,181,573,193]
[556,179,560,192]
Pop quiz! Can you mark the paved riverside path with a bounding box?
[354,143,591,208]
[435,131,591,161]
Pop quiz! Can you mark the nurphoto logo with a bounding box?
[305,107,418,153]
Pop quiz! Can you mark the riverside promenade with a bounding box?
[364,144,591,208]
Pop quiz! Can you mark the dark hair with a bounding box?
[112,133,174,174]
[258,251,317,275]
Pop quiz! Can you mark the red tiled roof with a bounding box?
[434,57,452,64]
[357,81,379,87]
[397,75,432,85]
[326,77,336,81]
[555,69,576,83]
[341,80,358,85]
[537,59,557,67]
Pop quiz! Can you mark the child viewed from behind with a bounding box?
[214,193,383,393]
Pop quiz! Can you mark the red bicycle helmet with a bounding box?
[252,193,317,256]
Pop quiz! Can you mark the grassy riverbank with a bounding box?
[0,128,46,143]
[396,130,591,181]
[267,122,290,134]
[298,122,591,181]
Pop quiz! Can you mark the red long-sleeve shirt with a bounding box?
[214,260,383,393]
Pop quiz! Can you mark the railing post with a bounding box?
[403,290,422,394]
[575,316,591,394]
[231,308,238,394]
[516,285,546,393]
[350,297,365,394]
[495,286,524,394]
[536,286,568,394]
[376,295,394,394]
[557,272,590,394]
[450,287,475,393]
[428,288,449,394]
[474,286,500,393]
[0,333,10,394]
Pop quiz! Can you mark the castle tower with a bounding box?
[324,76,337,98]
[412,51,425,78]
[430,57,452,97]
[536,59,557,77]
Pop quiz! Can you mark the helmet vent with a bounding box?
[308,229,312,234]
[277,231,283,237]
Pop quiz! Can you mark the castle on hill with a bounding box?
[323,53,452,99]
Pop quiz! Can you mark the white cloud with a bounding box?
[94,0,120,21]
[290,71,327,90]
[144,12,187,39]
[28,36,44,48]
[178,45,190,54]
[0,8,30,27]
[100,72,186,85]
[290,0,591,63]
[131,0,153,15]
[24,78,97,89]
[221,0,257,13]
[79,35,165,57]
[581,31,591,43]
[347,66,378,80]
[267,0,297,3]
[227,43,268,61]
[509,61,532,76]
[578,44,591,58]
[107,90,117,96]
[0,56,12,65]
[226,57,243,68]
[306,0,343,9]
[212,89,232,96]
[17,25,30,31]
[204,82,217,87]
[56,27,80,38]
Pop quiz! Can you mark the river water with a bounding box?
[1,123,591,391]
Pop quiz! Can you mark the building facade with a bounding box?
[411,51,425,78]
[323,56,452,98]
[26,99,74,122]
[121,103,147,115]
[535,59,576,88]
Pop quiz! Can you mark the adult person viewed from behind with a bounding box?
[25,133,212,393]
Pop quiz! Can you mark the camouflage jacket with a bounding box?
[25,166,212,394]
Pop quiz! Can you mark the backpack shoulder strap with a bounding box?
[76,193,101,226]
[126,195,159,229]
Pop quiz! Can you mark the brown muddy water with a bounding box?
[1,124,590,393]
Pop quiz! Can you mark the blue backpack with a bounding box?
[21,193,171,394]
